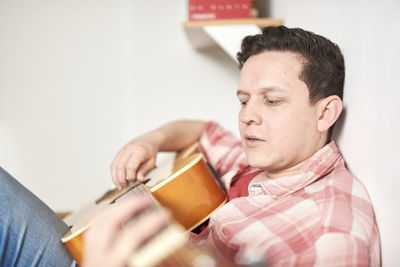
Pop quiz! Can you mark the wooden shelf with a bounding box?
[183,18,283,28]
[182,18,283,62]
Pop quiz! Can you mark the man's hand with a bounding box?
[110,120,206,189]
[111,131,162,189]
[83,195,170,267]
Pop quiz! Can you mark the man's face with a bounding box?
[237,51,324,177]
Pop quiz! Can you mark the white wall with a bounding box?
[0,0,239,209]
[270,1,400,265]
[0,0,399,266]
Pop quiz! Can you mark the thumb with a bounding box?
[137,158,156,181]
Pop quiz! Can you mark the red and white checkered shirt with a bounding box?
[191,121,381,266]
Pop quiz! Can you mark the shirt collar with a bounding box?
[248,141,343,199]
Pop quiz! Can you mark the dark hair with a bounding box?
[237,26,345,139]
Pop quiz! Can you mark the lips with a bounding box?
[244,134,265,147]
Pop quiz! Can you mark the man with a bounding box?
[0,26,381,266]
[104,26,380,266]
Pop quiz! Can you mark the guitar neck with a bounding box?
[123,184,233,267]
[117,183,188,267]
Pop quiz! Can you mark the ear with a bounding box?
[316,95,343,133]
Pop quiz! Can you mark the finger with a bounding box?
[117,144,151,187]
[114,145,138,188]
[88,195,154,247]
[136,158,156,181]
[111,151,121,188]
[111,147,126,188]
[85,224,109,256]
[115,148,132,188]
[123,144,152,182]
[124,153,145,182]
[112,209,170,261]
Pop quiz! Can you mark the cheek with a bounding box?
[282,111,317,144]
[269,113,308,145]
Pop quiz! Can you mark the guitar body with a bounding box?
[61,150,227,265]
[150,153,227,231]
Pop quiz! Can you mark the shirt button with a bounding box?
[248,184,263,196]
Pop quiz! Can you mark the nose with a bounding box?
[239,100,262,125]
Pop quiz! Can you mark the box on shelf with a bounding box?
[188,0,253,21]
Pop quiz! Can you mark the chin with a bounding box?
[245,152,270,169]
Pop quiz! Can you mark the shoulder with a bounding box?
[306,165,378,243]
[200,121,240,145]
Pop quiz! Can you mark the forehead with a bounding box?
[238,51,305,93]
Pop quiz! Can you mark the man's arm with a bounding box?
[271,232,371,266]
[111,120,206,189]
[312,233,371,266]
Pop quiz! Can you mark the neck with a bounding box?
[264,159,306,180]
[255,139,330,182]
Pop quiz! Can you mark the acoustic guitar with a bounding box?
[61,144,228,265]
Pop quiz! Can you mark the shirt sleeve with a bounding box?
[198,121,247,190]
[273,233,371,267]
[312,233,370,266]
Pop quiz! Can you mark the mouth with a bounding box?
[244,135,265,147]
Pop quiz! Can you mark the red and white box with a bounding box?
[188,0,253,21]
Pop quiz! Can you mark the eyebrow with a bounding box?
[236,86,289,96]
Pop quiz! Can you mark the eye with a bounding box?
[238,97,248,106]
[265,97,280,105]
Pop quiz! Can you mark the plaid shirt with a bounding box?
[191,121,381,266]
